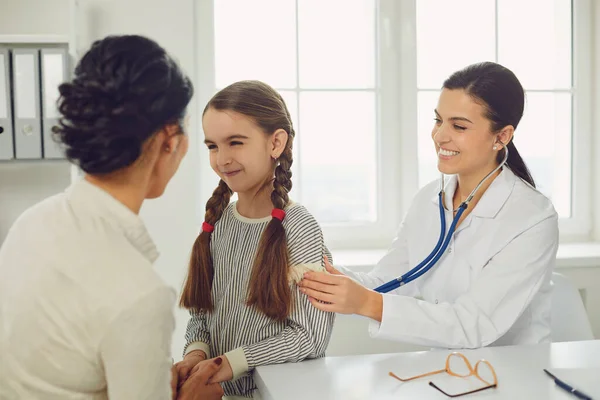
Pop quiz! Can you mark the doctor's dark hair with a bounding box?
[54,34,194,174]
[443,62,535,188]
[180,80,295,322]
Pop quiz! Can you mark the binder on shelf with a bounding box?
[12,48,42,159]
[0,49,14,160]
[41,48,68,159]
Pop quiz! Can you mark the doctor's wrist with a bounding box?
[359,290,383,322]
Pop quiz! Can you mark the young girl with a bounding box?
[175,80,335,398]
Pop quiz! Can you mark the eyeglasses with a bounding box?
[389,352,498,397]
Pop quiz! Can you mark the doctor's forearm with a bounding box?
[358,291,383,322]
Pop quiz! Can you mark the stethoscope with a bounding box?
[374,145,510,294]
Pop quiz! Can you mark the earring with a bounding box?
[493,145,498,150]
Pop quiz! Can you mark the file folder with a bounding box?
[0,49,14,160]
[41,48,68,159]
[12,48,42,159]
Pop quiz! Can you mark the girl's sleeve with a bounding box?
[182,309,211,359]
[224,207,335,380]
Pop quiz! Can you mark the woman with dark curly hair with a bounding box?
[0,35,222,400]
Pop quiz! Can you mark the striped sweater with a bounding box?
[183,202,335,397]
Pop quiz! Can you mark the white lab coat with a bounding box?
[341,167,558,349]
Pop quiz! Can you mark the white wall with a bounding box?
[0,162,72,243]
[0,0,69,36]
[0,0,73,246]
[592,0,600,242]
[590,0,600,341]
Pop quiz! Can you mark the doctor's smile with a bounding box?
[438,147,461,159]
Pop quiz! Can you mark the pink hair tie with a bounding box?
[202,222,215,233]
[271,208,286,221]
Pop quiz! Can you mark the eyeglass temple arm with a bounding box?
[429,381,497,398]
[389,368,446,382]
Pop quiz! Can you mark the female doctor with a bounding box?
[299,62,559,348]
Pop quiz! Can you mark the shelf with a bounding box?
[0,35,69,44]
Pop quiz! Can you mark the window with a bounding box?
[214,0,378,225]
[415,0,591,236]
[196,0,592,248]
[201,0,401,249]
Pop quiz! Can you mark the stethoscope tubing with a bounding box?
[374,146,509,294]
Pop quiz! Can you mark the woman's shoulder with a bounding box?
[15,191,67,227]
[508,173,558,223]
[415,178,442,200]
[482,168,558,245]
[403,178,442,218]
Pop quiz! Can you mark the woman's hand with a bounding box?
[299,256,383,322]
[171,365,179,400]
[177,358,224,400]
[174,350,206,388]
[190,355,233,383]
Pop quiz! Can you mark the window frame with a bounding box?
[195,0,406,250]
[564,0,593,241]
[194,0,593,250]
[408,0,593,242]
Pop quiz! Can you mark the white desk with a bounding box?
[255,340,600,400]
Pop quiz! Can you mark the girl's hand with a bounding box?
[190,355,233,383]
[299,256,383,322]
